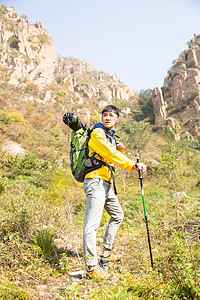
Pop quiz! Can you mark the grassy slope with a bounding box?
[0,82,200,299]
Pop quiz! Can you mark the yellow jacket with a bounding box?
[85,126,135,182]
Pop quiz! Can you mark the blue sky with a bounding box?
[1,0,200,92]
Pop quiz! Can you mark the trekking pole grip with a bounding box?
[136,157,143,180]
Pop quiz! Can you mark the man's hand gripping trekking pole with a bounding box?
[135,155,154,269]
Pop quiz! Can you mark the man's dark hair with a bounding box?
[101,105,120,117]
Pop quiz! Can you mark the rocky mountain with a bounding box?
[152,34,200,139]
[0,4,199,141]
[0,5,135,118]
[0,6,55,86]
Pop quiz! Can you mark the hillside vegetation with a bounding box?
[0,4,200,300]
[0,80,200,299]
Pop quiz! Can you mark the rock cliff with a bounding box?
[152,34,200,138]
[54,57,135,108]
[0,5,135,108]
[0,6,55,86]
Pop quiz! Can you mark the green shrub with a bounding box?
[33,57,41,65]
[0,198,30,237]
[33,228,57,261]
[157,140,183,188]
[0,111,25,125]
[8,36,18,49]
[162,82,169,90]
[8,112,25,124]
[0,278,30,299]
[0,177,7,194]
[0,111,12,124]
[0,5,6,16]
[1,153,39,178]
[58,90,67,96]
[37,33,48,45]
[133,89,155,124]
[120,120,152,154]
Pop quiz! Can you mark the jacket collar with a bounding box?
[93,122,116,136]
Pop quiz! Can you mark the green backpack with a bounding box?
[70,127,90,182]
[63,112,106,183]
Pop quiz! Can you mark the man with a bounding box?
[83,105,146,280]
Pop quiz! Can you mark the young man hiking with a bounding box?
[83,105,146,280]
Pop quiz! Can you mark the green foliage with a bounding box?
[0,177,7,194]
[33,57,41,65]
[162,82,169,90]
[133,89,155,123]
[183,138,200,151]
[37,33,48,45]
[112,99,134,110]
[157,140,183,188]
[58,89,67,96]
[162,230,200,299]
[0,111,25,125]
[0,111,12,124]
[188,36,200,48]
[120,120,152,154]
[172,56,185,66]
[33,228,57,261]
[8,112,25,124]
[0,52,199,298]
[0,5,6,16]
[8,36,18,49]
[0,153,59,190]
[185,88,198,102]
[1,153,39,178]
[0,278,30,299]
[0,197,30,237]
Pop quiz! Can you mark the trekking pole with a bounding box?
[136,155,154,269]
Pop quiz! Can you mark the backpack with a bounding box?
[63,112,118,194]
[63,112,106,183]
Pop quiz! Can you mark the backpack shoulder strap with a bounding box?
[87,125,118,195]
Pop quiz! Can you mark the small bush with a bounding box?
[0,177,7,194]
[37,33,48,45]
[162,82,169,90]
[8,36,19,49]
[33,228,57,261]
[0,5,6,16]
[0,198,30,237]
[0,111,12,124]
[58,90,67,96]
[7,112,25,124]
[33,57,41,65]
[1,153,39,178]
[0,111,25,125]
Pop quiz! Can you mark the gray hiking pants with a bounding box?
[83,178,124,266]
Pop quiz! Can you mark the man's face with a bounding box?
[102,111,119,129]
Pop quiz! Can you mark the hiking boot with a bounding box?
[100,253,122,266]
[86,264,111,280]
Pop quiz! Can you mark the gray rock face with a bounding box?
[0,2,138,138]
[54,57,135,103]
[152,34,200,138]
[0,6,56,86]
[0,5,135,108]
[152,87,167,125]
